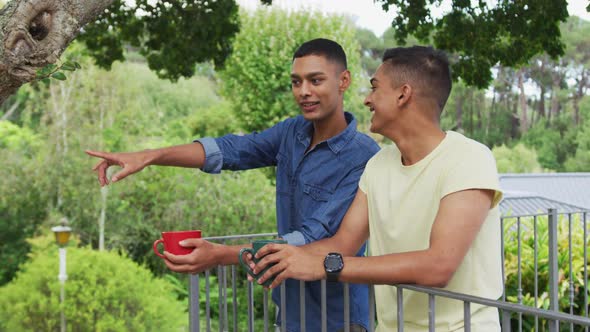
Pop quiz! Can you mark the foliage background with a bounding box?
[0,3,589,330]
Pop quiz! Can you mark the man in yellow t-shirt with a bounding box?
[251,46,504,331]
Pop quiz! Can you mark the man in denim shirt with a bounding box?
[87,38,379,331]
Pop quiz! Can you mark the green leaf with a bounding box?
[61,64,76,71]
[73,61,82,69]
[51,72,67,80]
[41,78,51,85]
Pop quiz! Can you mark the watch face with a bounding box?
[325,254,343,272]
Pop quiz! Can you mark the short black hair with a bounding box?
[293,38,347,70]
[382,46,452,110]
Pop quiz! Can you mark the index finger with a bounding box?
[85,150,111,159]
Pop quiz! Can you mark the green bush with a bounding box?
[493,143,544,173]
[0,234,187,331]
[503,215,590,330]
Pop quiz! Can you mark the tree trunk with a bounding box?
[0,0,114,106]
[573,69,588,125]
[517,68,528,133]
[538,85,546,118]
[455,94,463,132]
[550,73,561,122]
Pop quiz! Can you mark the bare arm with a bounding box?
[255,188,494,289]
[163,239,249,274]
[252,189,370,283]
[331,188,494,286]
[86,142,205,186]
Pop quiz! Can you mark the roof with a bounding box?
[499,173,590,216]
[499,191,587,216]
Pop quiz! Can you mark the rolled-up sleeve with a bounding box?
[195,137,223,174]
[194,120,288,173]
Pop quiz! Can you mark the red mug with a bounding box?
[152,230,202,258]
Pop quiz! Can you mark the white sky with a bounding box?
[238,0,590,37]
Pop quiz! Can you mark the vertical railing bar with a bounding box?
[397,286,404,332]
[501,217,506,301]
[263,289,269,332]
[217,265,224,332]
[369,285,376,332]
[231,266,238,332]
[500,217,507,330]
[501,310,511,332]
[548,208,559,332]
[344,282,350,332]
[585,212,588,314]
[517,216,523,332]
[321,279,327,332]
[206,270,211,332]
[584,211,588,332]
[569,213,575,332]
[534,215,539,332]
[222,240,229,332]
[189,274,200,332]
[280,282,287,332]
[300,280,306,332]
[464,301,471,332]
[247,281,254,332]
[223,267,229,331]
[428,293,435,332]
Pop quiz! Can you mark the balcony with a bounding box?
[186,209,590,331]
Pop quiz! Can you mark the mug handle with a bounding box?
[153,239,165,258]
[238,248,258,279]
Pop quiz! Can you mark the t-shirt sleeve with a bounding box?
[440,143,503,208]
[359,164,369,194]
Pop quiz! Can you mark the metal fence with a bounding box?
[187,209,590,331]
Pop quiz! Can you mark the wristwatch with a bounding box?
[324,252,344,282]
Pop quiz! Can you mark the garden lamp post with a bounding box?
[51,218,71,332]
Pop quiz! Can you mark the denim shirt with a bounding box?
[198,112,380,331]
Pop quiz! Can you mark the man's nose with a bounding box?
[299,81,311,97]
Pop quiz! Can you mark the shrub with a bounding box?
[0,234,187,331]
[503,214,590,330]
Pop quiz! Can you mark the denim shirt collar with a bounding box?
[295,112,357,154]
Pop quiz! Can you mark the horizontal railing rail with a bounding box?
[187,209,589,331]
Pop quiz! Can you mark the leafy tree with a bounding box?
[521,117,578,171]
[0,234,187,331]
[2,50,276,278]
[492,144,543,173]
[564,112,590,171]
[0,0,575,107]
[376,0,569,89]
[220,8,364,132]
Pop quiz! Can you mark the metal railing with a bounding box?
[187,209,590,331]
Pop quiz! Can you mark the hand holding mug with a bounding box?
[238,239,287,287]
[153,230,202,258]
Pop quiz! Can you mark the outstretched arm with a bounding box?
[86,142,205,186]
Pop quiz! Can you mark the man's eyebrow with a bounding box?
[290,71,326,79]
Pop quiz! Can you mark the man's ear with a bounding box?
[398,84,412,106]
[339,70,351,92]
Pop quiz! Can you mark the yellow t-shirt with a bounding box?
[359,131,503,332]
